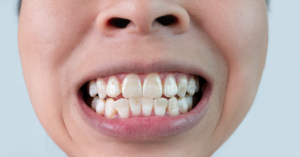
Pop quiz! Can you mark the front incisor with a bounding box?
[142,98,153,116]
[106,75,122,98]
[143,73,162,98]
[154,98,168,116]
[163,74,178,98]
[122,74,142,98]
[129,98,142,116]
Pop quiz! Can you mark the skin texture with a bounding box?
[18,0,268,156]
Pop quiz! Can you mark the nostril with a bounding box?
[108,18,131,28]
[155,15,178,26]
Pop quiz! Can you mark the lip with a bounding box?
[73,57,214,139]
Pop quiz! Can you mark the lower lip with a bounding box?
[78,83,211,140]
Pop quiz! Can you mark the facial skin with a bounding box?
[18,0,268,156]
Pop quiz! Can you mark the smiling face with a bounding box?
[18,0,268,156]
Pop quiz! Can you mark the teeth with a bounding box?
[142,98,154,116]
[154,98,168,116]
[114,98,129,118]
[163,74,178,98]
[168,97,179,116]
[105,98,117,118]
[89,80,98,97]
[187,77,196,96]
[122,74,143,98]
[195,77,200,93]
[91,96,99,111]
[177,75,188,98]
[106,76,122,98]
[178,97,188,114]
[96,78,107,99]
[143,73,162,98]
[129,98,142,116]
[185,94,193,111]
[96,99,106,115]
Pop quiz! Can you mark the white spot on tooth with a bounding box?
[89,80,98,97]
[96,78,107,99]
[177,75,188,98]
[154,98,168,116]
[106,76,122,98]
[122,74,142,98]
[143,73,162,98]
[163,74,178,98]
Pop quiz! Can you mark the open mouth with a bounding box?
[79,72,211,139]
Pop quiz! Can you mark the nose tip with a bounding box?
[96,0,190,36]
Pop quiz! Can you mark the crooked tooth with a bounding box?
[91,96,99,111]
[163,74,178,98]
[89,80,98,97]
[129,98,142,116]
[105,98,117,118]
[142,98,153,116]
[178,97,188,114]
[154,98,168,116]
[187,77,196,96]
[106,76,122,98]
[143,73,162,98]
[185,94,193,111]
[122,74,142,98]
[177,75,188,98]
[195,77,200,93]
[114,98,129,118]
[168,97,179,116]
[96,99,106,115]
[96,78,107,99]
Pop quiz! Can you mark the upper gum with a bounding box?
[94,72,195,84]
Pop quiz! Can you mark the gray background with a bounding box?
[0,0,299,156]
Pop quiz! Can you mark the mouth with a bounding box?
[78,71,211,139]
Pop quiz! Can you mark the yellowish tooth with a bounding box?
[178,97,188,114]
[195,77,200,93]
[106,76,122,98]
[187,77,196,96]
[168,97,179,116]
[185,94,193,111]
[142,98,153,116]
[96,99,106,115]
[122,74,142,98]
[143,73,162,98]
[96,78,107,99]
[163,74,178,98]
[129,98,142,116]
[89,80,98,97]
[154,98,168,116]
[114,98,129,118]
[105,98,117,118]
[91,96,99,111]
[177,75,188,98]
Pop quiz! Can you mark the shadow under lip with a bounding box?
[78,79,211,140]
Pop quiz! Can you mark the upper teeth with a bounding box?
[88,73,200,118]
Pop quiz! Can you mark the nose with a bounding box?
[96,0,190,36]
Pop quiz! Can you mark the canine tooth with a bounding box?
[154,98,168,116]
[89,80,98,97]
[186,94,193,110]
[106,76,122,98]
[142,98,153,116]
[114,98,129,118]
[129,98,142,116]
[105,98,117,118]
[178,97,188,113]
[187,77,196,96]
[143,73,162,98]
[195,77,200,93]
[91,96,99,111]
[122,74,142,98]
[163,74,178,98]
[96,78,107,99]
[177,75,188,98]
[168,97,179,116]
[96,99,106,115]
